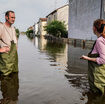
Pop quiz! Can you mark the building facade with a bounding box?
[46,4,69,30]
[37,18,47,36]
[68,0,104,40]
[33,23,38,35]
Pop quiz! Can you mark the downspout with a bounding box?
[100,0,103,19]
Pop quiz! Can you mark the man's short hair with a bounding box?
[5,10,15,17]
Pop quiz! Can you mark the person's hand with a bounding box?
[0,46,10,53]
[80,55,90,60]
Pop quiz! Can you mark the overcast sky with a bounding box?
[0,0,68,31]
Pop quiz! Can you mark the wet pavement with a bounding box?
[0,35,104,104]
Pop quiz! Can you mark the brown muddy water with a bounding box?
[0,35,105,104]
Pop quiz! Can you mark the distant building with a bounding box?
[27,26,34,30]
[68,0,104,40]
[33,23,38,35]
[46,4,69,30]
[37,18,47,36]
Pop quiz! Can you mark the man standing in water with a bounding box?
[0,10,18,76]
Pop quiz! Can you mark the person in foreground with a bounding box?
[0,10,18,76]
[81,19,105,95]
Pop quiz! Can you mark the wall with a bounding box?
[47,12,57,23]
[37,20,47,36]
[34,23,38,35]
[68,0,104,40]
[46,5,69,31]
[57,5,69,30]
[41,21,47,35]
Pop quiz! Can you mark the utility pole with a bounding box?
[100,0,103,19]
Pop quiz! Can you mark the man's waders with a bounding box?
[0,41,18,76]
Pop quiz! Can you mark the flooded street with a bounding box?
[0,35,104,104]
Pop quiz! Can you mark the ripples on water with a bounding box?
[0,35,104,104]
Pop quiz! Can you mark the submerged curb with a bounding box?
[44,35,95,49]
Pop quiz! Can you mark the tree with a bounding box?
[26,29,34,39]
[15,28,20,38]
[45,20,68,38]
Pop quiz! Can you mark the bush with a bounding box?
[26,30,34,39]
[15,28,20,38]
[26,29,33,34]
[45,20,68,38]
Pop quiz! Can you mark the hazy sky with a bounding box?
[0,0,68,31]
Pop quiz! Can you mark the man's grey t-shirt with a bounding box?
[0,23,17,47]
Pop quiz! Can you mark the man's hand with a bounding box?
[0,46,10,53]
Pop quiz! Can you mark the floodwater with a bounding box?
[0,35,105,104]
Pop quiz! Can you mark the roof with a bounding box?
[40,18,47,21]
[46,4,69,17]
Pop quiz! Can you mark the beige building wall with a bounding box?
[47,12,57,23]
[57,5,69,30]
[38,22,41,35]
[41,21,47,36]
[38,18,47,36]
[46,5,69,30]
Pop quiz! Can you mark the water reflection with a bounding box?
[65,74,88,90]
[33,36,89,90]
[67,45,89,74]
[21,35,105,104]
[34,36,68,69]
[0,73,19,104]
[37,36,47,51]
[33,36,105,103]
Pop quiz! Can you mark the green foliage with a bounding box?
[45,20,68,38]
[26,29,33,34]
[26,30,34,39]
[15,28,20,38]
